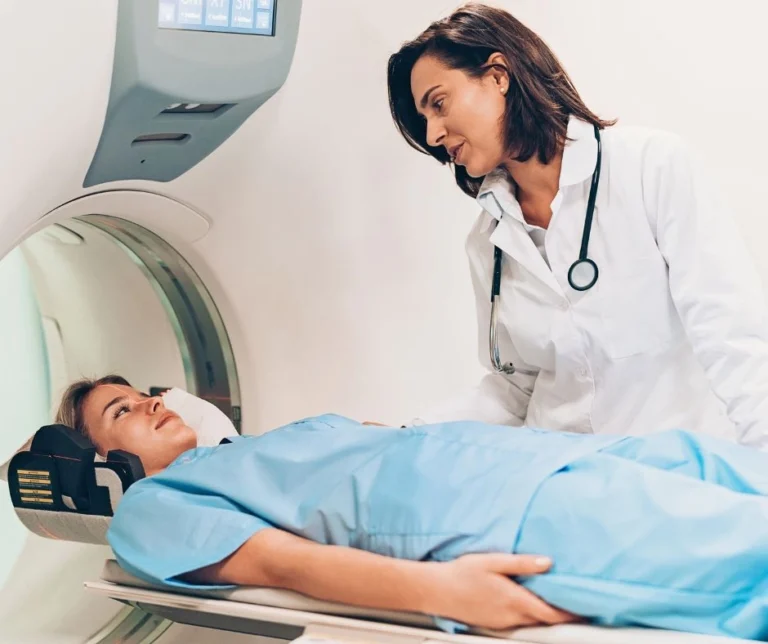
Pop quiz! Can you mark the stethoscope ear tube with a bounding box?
[492,246,503,299]
[577,124,602,263]
[568,124,602,291]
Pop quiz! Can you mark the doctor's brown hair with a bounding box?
[387,3,615,198]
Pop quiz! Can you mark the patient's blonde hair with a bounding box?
[56,374,131,445]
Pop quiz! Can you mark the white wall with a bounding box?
[0,2,116,246]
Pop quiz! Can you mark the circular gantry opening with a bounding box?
[0,213,240,643]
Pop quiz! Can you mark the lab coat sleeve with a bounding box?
[406,214,536,427]
[648,134,768,450]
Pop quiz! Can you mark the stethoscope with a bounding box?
[490,124,602,376]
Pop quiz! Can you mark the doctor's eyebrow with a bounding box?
[420,85,441,109]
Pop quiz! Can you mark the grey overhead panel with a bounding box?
[84,0,302,187]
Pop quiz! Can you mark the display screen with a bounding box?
[159,0,276,36]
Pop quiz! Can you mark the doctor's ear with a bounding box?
[483,52,510,95]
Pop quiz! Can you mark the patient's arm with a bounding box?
[183,528,577,630]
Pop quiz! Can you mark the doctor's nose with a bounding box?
[425,119,447,148]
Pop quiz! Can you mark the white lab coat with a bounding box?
[418,116,768,450]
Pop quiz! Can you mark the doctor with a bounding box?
[386,3,768,449]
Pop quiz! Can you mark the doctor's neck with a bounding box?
[503,149,564,229]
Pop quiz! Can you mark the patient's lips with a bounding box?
[155,411,180,431]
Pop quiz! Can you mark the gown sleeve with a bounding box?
[107,478,271,589]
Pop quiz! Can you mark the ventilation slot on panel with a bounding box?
[160,103,233,115]
[131,133,191,146]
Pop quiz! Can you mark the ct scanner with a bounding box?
[0,1,760,643]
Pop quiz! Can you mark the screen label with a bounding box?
[159,0,275,36]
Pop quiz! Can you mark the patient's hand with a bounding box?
[429,553,579,630]
[189,530,577,631]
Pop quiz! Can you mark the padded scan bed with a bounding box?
[86,560,746,644]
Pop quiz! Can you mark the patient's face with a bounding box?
[81,384,197,476]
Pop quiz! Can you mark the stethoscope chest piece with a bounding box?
[568,257,599,292]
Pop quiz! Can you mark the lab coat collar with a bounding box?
[559,116,599,188]
[487,210,565,297]
[474,116,596,297]
[477,167,564,296]
[476,115,598,226]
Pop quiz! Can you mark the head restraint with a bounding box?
[7,424,145,544]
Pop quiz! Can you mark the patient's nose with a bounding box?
[139,396,164,415]
[151,397,164,413]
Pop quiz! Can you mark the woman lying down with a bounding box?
[58,376,768,640]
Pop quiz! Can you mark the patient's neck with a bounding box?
[142,440,199,477]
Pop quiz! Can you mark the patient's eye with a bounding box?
[113,404,130,420]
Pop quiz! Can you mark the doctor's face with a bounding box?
[81,384,197,476]
[411,54,508,178]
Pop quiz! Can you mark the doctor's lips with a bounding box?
[448,143,465,164]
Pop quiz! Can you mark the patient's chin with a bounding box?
[142,427,197,475]
[175,425,198,451]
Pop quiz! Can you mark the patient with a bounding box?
[59,375,768,640]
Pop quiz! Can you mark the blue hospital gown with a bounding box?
[107,415,768,640]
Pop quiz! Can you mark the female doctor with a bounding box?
[386,3,768,449]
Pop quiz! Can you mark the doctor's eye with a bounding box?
[113,404,130,420]
[432,98,444,112]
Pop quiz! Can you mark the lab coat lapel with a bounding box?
[489,214,565,297]
[478,169,564,297]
